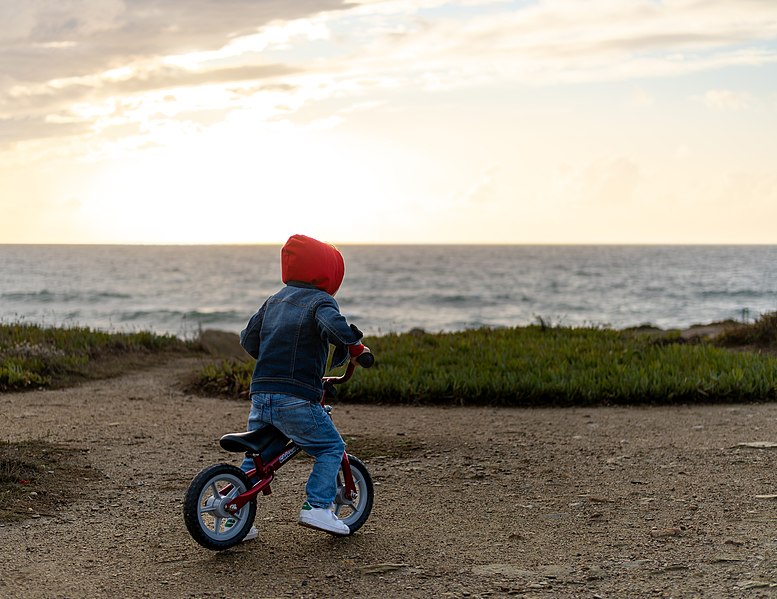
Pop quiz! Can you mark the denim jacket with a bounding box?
[239,282,363,402]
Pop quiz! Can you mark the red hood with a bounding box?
[281,234,345,296]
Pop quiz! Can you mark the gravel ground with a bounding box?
[2,357,777,598]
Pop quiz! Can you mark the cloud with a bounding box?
[3,0,777,151]
[0,0,348,147]
[8,0,776,97]
[3,63,298,119]
[702,89,753,111]
[0,115,86,143]
[0,1,346,86]
[341,0,777,88]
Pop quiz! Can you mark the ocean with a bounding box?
[1,245,776,338]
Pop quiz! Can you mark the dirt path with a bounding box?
[2,358,777,598]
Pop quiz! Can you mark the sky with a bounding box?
[1,0,776,245]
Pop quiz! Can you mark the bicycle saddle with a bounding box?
[220,426,291,460]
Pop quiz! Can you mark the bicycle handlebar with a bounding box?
[356,351,375,368]
[323,351,374,386]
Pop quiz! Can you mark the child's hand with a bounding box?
[348,344,372,366]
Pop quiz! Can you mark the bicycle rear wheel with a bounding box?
[183,463,257,551]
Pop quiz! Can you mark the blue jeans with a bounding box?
[239,392,345,509]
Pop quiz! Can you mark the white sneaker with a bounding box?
[224,518,258,542]
[242,526,259,542]
[298,501,350,536]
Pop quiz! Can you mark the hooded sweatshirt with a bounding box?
[239,235,363,401]
[281,234,345,296]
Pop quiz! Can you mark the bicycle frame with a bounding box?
[219,362,360,516]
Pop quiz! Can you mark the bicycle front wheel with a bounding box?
[333,454,373,534]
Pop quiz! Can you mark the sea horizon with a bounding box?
[2,244,776,337]
[3,242,777,247]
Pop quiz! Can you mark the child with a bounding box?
[238,234,370,536]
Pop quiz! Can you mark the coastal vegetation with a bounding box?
[716,311,777,349]
[196,313,777,406]
[3,314,777,404]
[0,322,195,392]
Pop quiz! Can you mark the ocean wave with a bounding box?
[698,289,772,300]
[184,310,246,324]
[424,293,515,307]
[2,290,133,303]
[426,293,478,305]
[118,309,245,324]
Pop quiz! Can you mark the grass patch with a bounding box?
[194,359,253,399]
[0,440,101,522]
[716,312,777,350]
[191,319,777,406]
[0,322,198,392]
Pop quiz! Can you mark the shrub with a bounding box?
[717,311,777,349]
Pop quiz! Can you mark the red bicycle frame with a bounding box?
[220,362,360,516]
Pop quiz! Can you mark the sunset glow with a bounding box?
[1,0,776,244]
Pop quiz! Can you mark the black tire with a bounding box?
[333,454,373,535]
[183,463,257,551]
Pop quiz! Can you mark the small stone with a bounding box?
[650,527,682,538]
[540,564,574,578]
[472,564,535,578]
[543,512,568,520]
[661,563,689,571]
[710,556,744,563]
[735,442,777,449]
[737,580,777,590]
[359,563,409,575]
[588,496,613,504]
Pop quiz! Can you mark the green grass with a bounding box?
[192,316,777,406]
[196,359,253,399]
[7,313,777,406]
[0,322,196,392]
